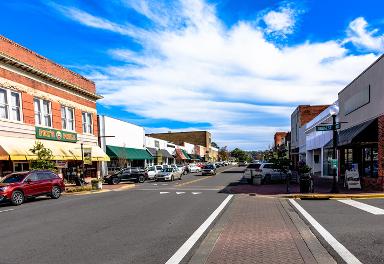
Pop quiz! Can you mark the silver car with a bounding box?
[156,168,182,181]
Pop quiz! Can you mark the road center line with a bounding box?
[165,194,234,264]
[0,209,14,213]
[338,199,384,215]
[289,199,362,264]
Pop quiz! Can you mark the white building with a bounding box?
[145,136,175,165]
[305,102,339,178]
[99,116,153,175]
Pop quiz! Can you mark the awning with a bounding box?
[181,149,191,160]
[189,154,202,161]
[106,145,154,160]
[175,148,187,160]
[146,147,157,157]
[324,119,376,148]
[0,136,109,161]
[160,149,173,159]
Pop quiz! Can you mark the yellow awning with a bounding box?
[0,136,110,161]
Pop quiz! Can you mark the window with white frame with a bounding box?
[0,87,22,121]
[61,106,75,131]
[82,112,92,134]
[34,98,52,127]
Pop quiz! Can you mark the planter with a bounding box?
[91,180,103,190]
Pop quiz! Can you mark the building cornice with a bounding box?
[0,52,103,100]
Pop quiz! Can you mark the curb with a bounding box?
[63,184,136,196]
[284,193,384,199]
[111,184,136,191]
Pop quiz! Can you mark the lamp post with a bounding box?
[329,104,339,193]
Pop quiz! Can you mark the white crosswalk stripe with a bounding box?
[160,192,170,194]
[192,192,202,195]
[338,199,384,215]
[176,192,185,195]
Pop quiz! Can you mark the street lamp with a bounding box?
[329,104,339,193]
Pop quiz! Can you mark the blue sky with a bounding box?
[1,0,384,150]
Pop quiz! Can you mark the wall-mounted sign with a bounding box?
[36,127,77,143]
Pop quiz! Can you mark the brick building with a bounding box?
[0,35,108,179]
[290,105,329,169]
[274,132,288,147]
[146,131,216,161]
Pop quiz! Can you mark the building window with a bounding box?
[61,106,75,131]
[155,140,160,148]
[82,112,92,134]
[0,88,22,121]
[34,98,52,127]
[314,155,320,164]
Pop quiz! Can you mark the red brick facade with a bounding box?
[274,132,287,146]
[0,35,99,137]
[298,105,329,126]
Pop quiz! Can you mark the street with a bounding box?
[292,198,384,264]
[0,167,240,264]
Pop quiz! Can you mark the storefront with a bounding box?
[106,145,153,172]
[147,147,174,165]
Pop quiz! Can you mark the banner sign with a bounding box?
[36,127,77,143]
[83,148,92,165]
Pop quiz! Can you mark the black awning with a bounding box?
[160,149,174,159]
[147,147,157,157]
[324,119,377,148]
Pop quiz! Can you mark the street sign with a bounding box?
[316,123,341,131]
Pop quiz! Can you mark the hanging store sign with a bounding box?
[83,148,92,165]
[35,127,77,143]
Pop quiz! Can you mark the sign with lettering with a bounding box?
[35,127,77,143]
[83,148,92,165]
[345,170,361,190]
[316,123,341,131]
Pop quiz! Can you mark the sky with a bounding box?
[1,0,384,150]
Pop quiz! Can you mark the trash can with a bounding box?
[252,175,262,185]
[299,175,311,193]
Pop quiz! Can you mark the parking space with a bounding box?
[293,198,384,264]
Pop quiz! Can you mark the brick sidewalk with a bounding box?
[202,195,322,264]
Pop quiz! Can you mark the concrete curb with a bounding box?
[63,184,136,196]
[284,193,384,199]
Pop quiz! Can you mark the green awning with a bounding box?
[181,149,191,160]
[106,145,154,160]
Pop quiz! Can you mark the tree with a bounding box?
[29,141,56,171]
[230,148,249,162]
[218,146,229,161]
[211,142,219,148]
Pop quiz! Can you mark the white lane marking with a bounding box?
[162,184,168,186]
[176,192,185,195]
[165,194,233,264]
[153,184,158,186]
[338,199,384,215]
[289,199,362,264]
[192,192,202,195]
[0,209,14,213]
[160,192,170,194]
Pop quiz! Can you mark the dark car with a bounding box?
[104,167,148,184]
[202,165,217,176]
[0,171,65,206]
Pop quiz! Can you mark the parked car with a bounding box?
[243,163,262,183]
[245,163,292,184]
[0,171,65,206]
[188,164,202,173]
[156,168,182,181]
[104,167,147,184]
[202,164,216,176]
[238,161,248,167]
[147,165,163,180]
[177,165,187,175]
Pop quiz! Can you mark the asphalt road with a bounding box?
[0,166,241,264]
[296,198,384,264]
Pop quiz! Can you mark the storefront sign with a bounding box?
[316,123,340,131]
[36,127,77,143]
[83,148,92,165]
[55,161,68,168]
[345,170,361,190]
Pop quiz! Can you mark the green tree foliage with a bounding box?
[230,148,252,162]
[218,146,229,161]
[29,141,56,171]
[268,144,290,174]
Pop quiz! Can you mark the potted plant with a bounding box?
[91,178,103,190]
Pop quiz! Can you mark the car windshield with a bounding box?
[162,168,173,172]
[1,173,26,183]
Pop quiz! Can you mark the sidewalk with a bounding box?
[189,195,335,264]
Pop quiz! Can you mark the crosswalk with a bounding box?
[160,191,202,195]
[337,199,384,215]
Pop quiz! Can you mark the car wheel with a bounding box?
[11,190,24,206]
[171,176,174,181]
[179,175,182,180]
[51,186,61,199]
[112,177,120,185]
[138,175,145,183]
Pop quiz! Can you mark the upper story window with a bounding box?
[155,140,160,148]
[61,106,75,131]
[34,98,52,127]
[0,88,22,122]
[82,112,92,134]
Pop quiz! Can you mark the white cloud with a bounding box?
[263,7,296,35]
[346,17,384,53]
[52,0,379,150]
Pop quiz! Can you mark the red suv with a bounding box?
[0,170,65,206]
